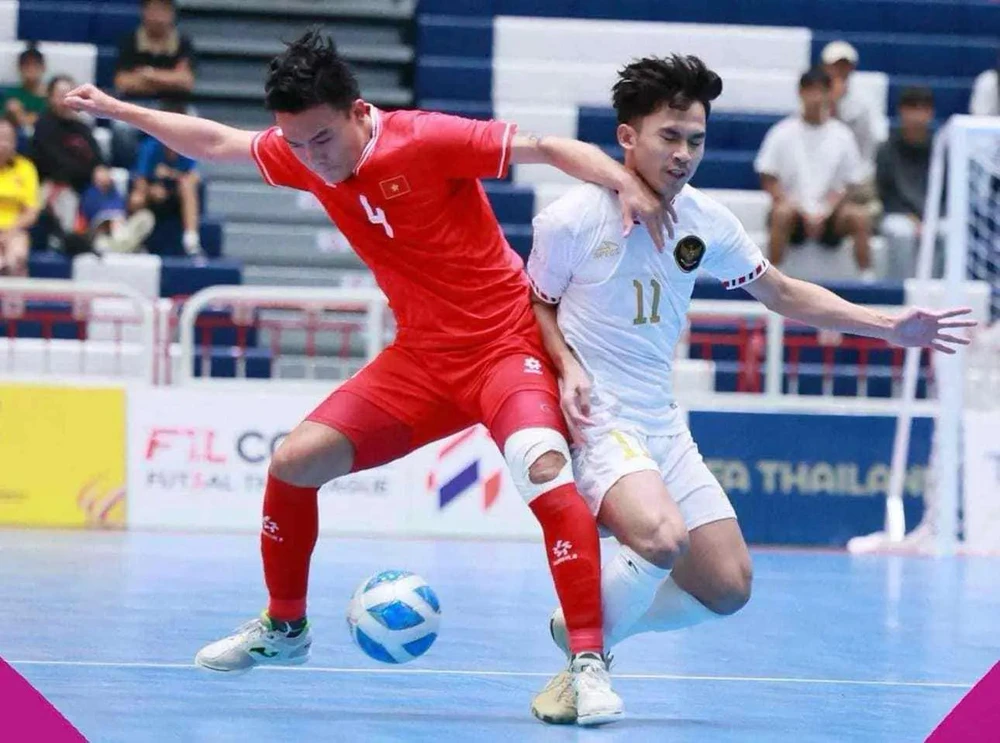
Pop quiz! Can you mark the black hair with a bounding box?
[799,67,832,89]
[18,42,44,67]
[0,113,17,131]
[612,55,723,125]
[47,75,74,96]
[898,86,934,109]
[141,0,175,7]
[264,29,361,114]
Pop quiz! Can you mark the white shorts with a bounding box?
[572,423,736,532]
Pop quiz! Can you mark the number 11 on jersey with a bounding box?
[633,278,662,325]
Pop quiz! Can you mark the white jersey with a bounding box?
[528,183,769,435]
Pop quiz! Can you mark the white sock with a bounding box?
[602,545,669,648]
[620,575,718,640]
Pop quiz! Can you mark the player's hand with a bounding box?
[559,365,593,444]
[887,307,977,354]
[619,173,676,250]
[64,84,123,119]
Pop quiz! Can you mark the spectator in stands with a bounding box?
[78,166,155,254]
[114,0,195,102]
[821,41,880,168]
[2,44,47,137]
[755,67,873,280]
[31,75,105,238]
[876,87,936,280]
[129,109,202,256]
[0,116,40,276]
[969,46,999,117]
[111,0,196,168]
[31,76,104,194]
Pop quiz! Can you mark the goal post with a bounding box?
[860,115,999,556]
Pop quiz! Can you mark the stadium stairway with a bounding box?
[177,0,416,130]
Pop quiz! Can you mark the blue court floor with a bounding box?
[2,529,998,742]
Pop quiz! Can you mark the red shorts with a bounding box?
[305,327,568,472]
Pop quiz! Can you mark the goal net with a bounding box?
[848,115,999,556]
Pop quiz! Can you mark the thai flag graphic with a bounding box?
[426,427,503,510]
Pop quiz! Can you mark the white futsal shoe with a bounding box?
[195,613,312,673]
[531,608,623,726]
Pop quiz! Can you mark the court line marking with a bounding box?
[7,660,971,689]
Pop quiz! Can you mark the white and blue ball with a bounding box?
[346,570,441,664]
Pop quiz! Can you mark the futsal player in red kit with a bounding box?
[65,31,672,723]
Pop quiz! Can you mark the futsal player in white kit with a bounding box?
[527,55,976,723]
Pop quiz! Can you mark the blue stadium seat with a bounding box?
[811,32,997,79]
[92,4,140,45]
[96,46,118,88]
[418,16,492,59]
[192,347,272,379]
[578,108,779,152]
[416,57,492,103]
[7,301,82,340]
[144,216,224,259]
[417,0,1000,36]
[501,223,531,261]
[18,2,94,43]
[192,308,259,348]
[159,257,241,298]
[889,77,974,118]
[28,251,71,279]
[484,183,534,225]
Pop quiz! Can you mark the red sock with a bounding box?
[261,473,319,621]
[529,482,603,654]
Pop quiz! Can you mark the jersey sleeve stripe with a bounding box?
[497,122,515,179]
[721,260,771,290]
[528,274,560,304]
[250,129,277,187]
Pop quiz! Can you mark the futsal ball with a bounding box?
[346,570,441,664]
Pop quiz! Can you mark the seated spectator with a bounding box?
[130,126,202,256]
[876,87,936,280]
[30,76,105,234]
[755,67,874,280]
[78,166,155,254]
[0,116,40,276]
[821,41,880,168]
[115,0,195,101]
[969,47,999,117]
[112,0,197,167]
[2,44,47,138]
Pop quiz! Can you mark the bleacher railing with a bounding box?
[0,280,944,411]
[0,278,157,383]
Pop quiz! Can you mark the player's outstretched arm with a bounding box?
[745,267,977,354]
[64,84,255,163]
[511,133,676,249]
[530,293,592,441]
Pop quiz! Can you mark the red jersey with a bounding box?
[250,107,531,350]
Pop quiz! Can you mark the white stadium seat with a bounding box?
[0,2,17,42]
[495,18,811,73]
[0,41,97,88]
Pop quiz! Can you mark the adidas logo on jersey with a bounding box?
[593,240,621,259]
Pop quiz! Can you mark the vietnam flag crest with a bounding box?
[379,175,411,199]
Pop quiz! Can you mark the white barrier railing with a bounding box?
[175,285,389,386]
[0,278,157,383]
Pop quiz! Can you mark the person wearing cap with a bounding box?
[969,46,999,116]
[821,40,880,168]
[876,87,937,279]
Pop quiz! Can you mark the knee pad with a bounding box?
[502,427,574,504]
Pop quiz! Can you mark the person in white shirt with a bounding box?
[821,40,880,168]
[527,54,976,725]
[969,48,999,117]
[755,67,874,279]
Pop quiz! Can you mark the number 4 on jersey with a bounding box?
[359,195,394,239]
